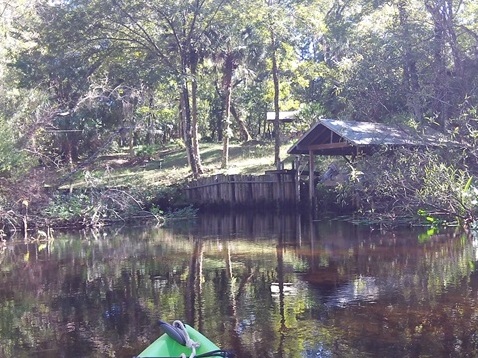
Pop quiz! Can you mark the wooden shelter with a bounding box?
[288,118,455,201]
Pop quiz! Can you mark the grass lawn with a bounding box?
[67,141,296,190]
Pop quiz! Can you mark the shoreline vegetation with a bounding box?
[3,0,478,240]
[1,140,475,241]
[0,142,295,239]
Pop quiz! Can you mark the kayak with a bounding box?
[137,320,234,358]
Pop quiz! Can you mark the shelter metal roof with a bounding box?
[288,118,454,156]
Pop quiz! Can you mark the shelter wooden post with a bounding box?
[294,156,300,203]
[308,150,315,203]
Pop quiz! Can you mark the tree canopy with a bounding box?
[2,0,477,166]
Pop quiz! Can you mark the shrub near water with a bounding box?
[0,119,30,177]
[44,187,163,227]
[335,148,477,225]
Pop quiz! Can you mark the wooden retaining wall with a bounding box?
[186,171,301,209]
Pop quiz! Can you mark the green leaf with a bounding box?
[464,176,473,192]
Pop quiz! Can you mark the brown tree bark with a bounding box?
[189,49,204,176]
[180,49,203,178]
[231,104,252,142]
[221,53,234,169]
[398,0,423,123]
[271,29,281,169]
[424,0,461,131]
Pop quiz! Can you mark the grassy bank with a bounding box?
[66,141,295,190]
[24,141,297,231]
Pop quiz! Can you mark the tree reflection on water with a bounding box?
[0,215,477,357]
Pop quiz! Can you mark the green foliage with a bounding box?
[132,184,185,211]
[135,145,158,160]
[331,147,477,224]
[417,163,473,219]
[417,227,439,243]
[316,182,353,214]
[44,193,90,222]
[0,118,30,177]
[2,0,478,228]
[43,187,163,227]
[2,0,478,156]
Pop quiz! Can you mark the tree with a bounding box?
[263,0,302,168]
[422,0,477,130]
[206,2,255,168]
[12,0,241,177]
[104,0,241,177]
[0,0,47,175]
[219,48,236,169]
[11,0,127,166]
[397,0,423,123]
[312,0,478,131]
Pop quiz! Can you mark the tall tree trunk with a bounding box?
[146,94,155,145]
[398,0,423,123]
[181,77,194,171]
[128,128,134,157]
[122,100,135,157]
[271,29,281,169]
[221,53,234,169]
[425,0,452,131]
[442,0,462,76]
[213,94,223,142]
[62,136,74,169]
[180,51,203,178]
[189,49,204,176]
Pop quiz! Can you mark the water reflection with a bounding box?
[324,276,379,308]
[0,215,477,357]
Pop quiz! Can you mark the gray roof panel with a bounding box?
[288,119,456,156]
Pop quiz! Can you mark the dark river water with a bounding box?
[1,214,478,357]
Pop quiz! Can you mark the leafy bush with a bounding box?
[44,193,90,222]
[0,118,31,177]
[333,147,477,224]
[44,188,163,227]
[136,145,158,159]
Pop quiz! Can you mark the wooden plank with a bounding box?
[222,175,228,204]
[230,175,236,204]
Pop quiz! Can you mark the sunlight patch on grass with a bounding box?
[68,141,296,190]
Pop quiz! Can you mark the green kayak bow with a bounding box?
[137,320,234,358]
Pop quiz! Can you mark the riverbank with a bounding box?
[1,140,465,239]
[0,141,295,238]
